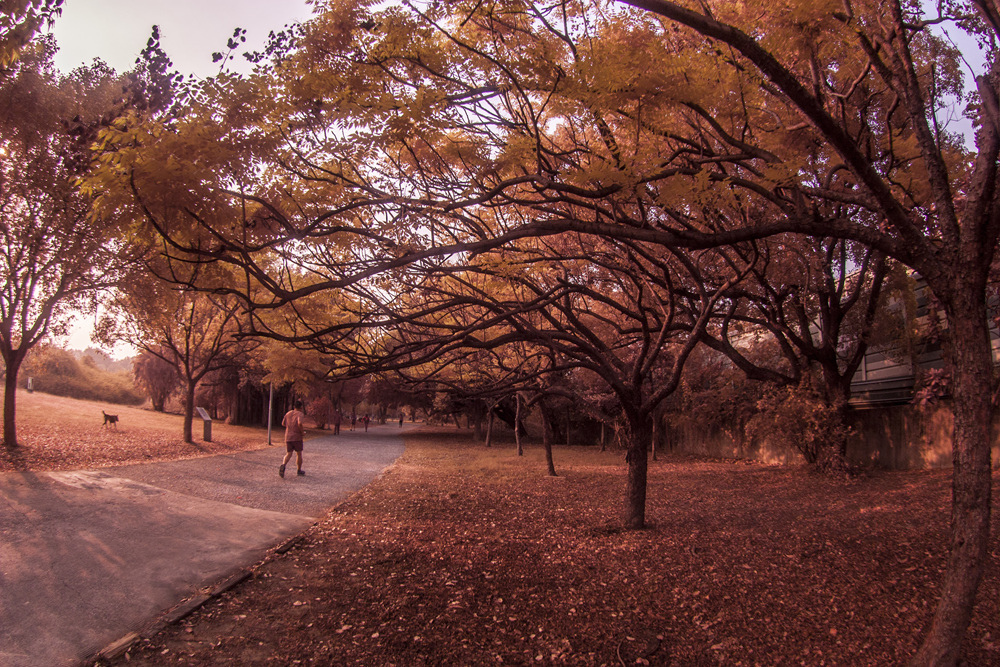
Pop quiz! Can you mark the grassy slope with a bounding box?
[1,389,277,472]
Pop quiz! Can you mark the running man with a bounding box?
[279,400,306,478]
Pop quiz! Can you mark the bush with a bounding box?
[306,395,334,429]
[747,379,853,470]
[21,346,144,406]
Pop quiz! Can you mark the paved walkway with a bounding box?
[0,425,405,667]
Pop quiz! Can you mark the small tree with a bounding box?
[306,395,333,429]
[131,348,179,412]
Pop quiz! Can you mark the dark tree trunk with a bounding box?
[625,416,653,529]
[543,437,557,476]
[651,413,659,462]
[3,354,24,448]
[816,404,851,474]
[911,288,993,666]
[182,380,196,444]
[515,394,523,456]
[541,408,558,476]
[816,371,852,474]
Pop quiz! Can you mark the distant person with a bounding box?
[351,414,357,431]
[333,410,342,435]
[399,413,404,427]
[279,400,306,478]
[363,414,370,432]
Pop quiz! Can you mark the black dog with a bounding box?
[102,411,119,429]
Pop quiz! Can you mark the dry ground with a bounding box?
[0,389,274,472]
[83,428,999,666]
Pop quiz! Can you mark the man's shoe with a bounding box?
[279,464,286,478]
[297,470,305,476]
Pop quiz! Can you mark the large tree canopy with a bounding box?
[87,1,996,663]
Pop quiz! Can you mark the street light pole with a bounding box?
[267,382,273,446]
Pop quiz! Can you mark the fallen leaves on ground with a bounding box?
[0,390,271,472]
[103,429,1000,666]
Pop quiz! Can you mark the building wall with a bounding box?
[663,401,1000,470]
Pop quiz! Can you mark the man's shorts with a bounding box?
[286,440,304,453]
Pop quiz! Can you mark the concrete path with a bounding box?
[0,425,405,667]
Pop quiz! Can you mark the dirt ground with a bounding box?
[86,428,999,666]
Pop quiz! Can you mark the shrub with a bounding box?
[747,379,853,471]
[306,395,334,429]
[22,346,144,406]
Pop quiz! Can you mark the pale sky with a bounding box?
[50,0,315,77]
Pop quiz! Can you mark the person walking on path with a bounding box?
[333,410,342,435]
[279,400,306,478]
[363,414,370,432]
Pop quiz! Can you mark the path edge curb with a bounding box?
[81,532,309,666]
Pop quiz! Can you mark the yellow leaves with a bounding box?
[573,19,689,104]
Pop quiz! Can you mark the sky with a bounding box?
[48,0,314,355]
[50,0,314,77]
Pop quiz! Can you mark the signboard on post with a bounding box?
[195,407,212,442]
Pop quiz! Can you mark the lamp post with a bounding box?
[267,381,273,446]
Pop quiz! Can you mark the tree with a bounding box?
[131,347,179,411]
[0,38,121,448]
[0,0,61,68]
[606,2,997,662]
[99,268,259,442]
[85,1,995,658]
[350,230,751,527]
[694,235,900,471]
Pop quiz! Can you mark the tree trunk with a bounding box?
[651,413,659,462]
[911,290,994,666]
[183,380,196,444]
[815,404,851,474]
[600,421,607,452]
[515,394,523,456]
[3,354,23,448]
[816,372,852,474]
[625,416,653,529]
[541,408,557,476]
[544,436,557,476]
[485,409,494,447]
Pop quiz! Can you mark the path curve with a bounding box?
[0,424,405,667]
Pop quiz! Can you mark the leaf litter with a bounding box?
[70,429,1000,665]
